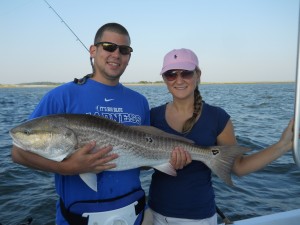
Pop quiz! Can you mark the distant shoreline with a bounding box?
[0,81,295,88]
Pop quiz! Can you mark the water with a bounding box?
[1,83,300,224]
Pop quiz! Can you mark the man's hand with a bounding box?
[61,141,118,175]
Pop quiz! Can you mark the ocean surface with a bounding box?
[1,83,300,225]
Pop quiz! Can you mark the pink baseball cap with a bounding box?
[160,48,199,75]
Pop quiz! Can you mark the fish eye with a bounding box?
[23,129,31,135]
[65,130,73,137]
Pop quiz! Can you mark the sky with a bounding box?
[0,0,299,84]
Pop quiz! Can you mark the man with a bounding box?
[11,22,190,225]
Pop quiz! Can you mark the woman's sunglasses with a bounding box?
[94,42,133,55]
[162,70,195,81]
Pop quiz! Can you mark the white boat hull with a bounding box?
[219,209,300,225]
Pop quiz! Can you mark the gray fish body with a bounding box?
[10,114,249,191]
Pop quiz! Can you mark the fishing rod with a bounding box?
[42,0,94,83]
[216,206,232,224]
[43,0,89,53]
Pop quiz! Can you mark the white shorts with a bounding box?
[151,209,217,225]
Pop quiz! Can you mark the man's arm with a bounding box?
[11,142,118,175]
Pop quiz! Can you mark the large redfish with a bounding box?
[10,114,248,191]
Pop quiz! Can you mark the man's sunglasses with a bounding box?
[94,42,133,55]
[162,70,195,81]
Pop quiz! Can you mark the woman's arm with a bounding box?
[217,119,294,177]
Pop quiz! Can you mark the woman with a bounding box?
[148,48,294,225]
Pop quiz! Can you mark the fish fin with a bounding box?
[49,154,68,162]
[79,173,97,192]
[131,126,194,144]
[153,162,177,176]
[205,145,250,186]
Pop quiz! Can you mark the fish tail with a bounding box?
[206,145,249,186]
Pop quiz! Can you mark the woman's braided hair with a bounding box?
[182,67,202,134]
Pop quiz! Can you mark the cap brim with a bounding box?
[161,63,196,75]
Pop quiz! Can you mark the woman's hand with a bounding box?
[170,147,192,170]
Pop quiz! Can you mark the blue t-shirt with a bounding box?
[148,102,229,219]
[29,79,150,224]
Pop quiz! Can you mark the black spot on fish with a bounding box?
[146,137,153,143]
[212,149,219,155]
[174,54,177,59]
